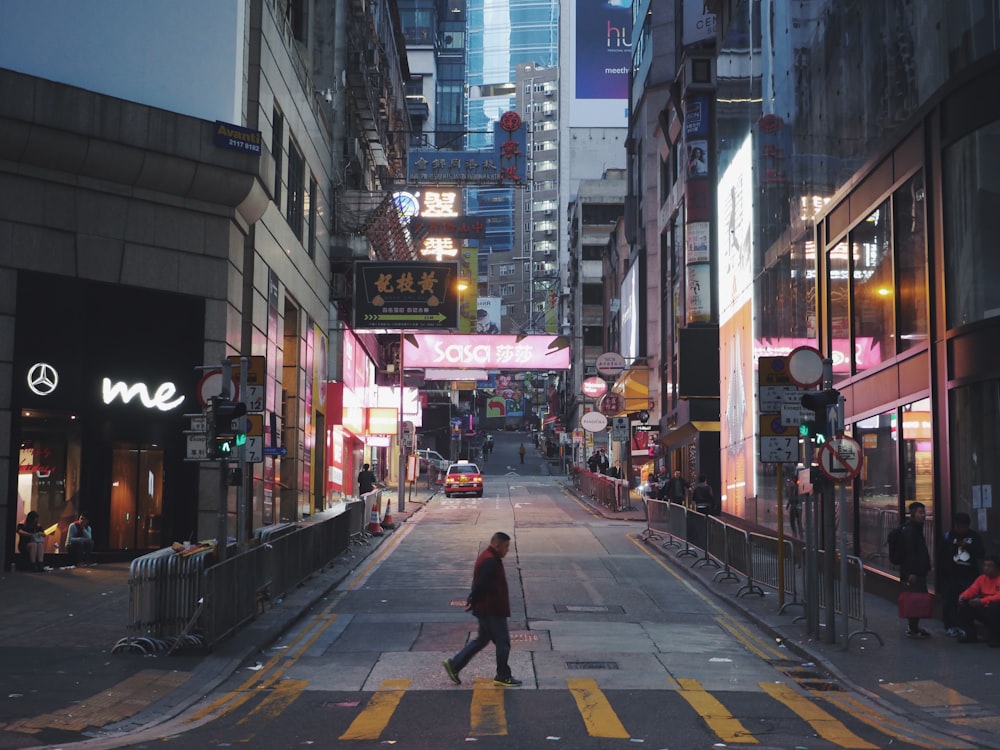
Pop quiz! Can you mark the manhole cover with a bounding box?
[567,661,620,670]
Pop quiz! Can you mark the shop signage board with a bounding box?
[598,392,624,416]
[581,376,609,398]
[817,436,863,482]
[595,352,626,378]
[354,261,459,329]
[580,411,609,433]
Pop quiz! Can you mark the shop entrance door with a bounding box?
[109,442,164,550]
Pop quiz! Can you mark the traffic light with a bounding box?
[800,389,841,444]
[207,397,247,459]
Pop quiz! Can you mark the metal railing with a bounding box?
[114,500,364,654]
[571,467,634,512]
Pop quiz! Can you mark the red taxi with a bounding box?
[444,461,484,498]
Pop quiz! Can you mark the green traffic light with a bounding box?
[218,439,233,456]
[235,432,247,447]
[815,433,826,444]
[799,423,809,437]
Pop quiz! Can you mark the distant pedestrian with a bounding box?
[941,512,984,637]
[519,443,526,464]
[16,510,48,572]
[357,463,377,495]
[663,470,690,505]
[956,554,1000,646]
[786,477,802,535]
[899,502,933,639]
[691,475,715,514]
[607,460,623,479]
[598,450,610,475]
[587,451,600,473]
[444,531,522,687]
[67,514,95,566]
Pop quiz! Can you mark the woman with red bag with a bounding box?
[899,502,933,638]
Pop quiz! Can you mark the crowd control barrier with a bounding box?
[571,467,633,512]
[641,499,882,644]
[797,552,883,647]
[114,500,363,655]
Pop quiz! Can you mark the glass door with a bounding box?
[109,443,164,550]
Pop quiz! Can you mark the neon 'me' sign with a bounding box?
[102,378,185,411]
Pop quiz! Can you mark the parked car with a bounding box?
[416,449,448,474]
[444,461,484,498]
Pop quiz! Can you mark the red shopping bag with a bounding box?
[898,591,933,619]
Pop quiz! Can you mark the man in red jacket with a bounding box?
[444,531,521,687]
[957,554,1000,646]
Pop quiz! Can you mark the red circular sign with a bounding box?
[499,111,522,132]
[598,393,624,416]
[581,377,608,399]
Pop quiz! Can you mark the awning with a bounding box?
[611,366,649,414]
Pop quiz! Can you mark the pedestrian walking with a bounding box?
[899,501,933,638]
[940,512,985,637]
[444,531,522,687]
[663,470,690,505]
[956,554,1000,646]
[691,474,715,514]
[786,477,802,536]
[607,460,623,479]
[357,463,377,495]
[519,443,526,464]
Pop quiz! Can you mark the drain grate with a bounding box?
[554,604,625,614]
[567,661,620,670]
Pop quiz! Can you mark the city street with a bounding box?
[96,434,959,750]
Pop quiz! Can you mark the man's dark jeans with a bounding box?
[958,600,1000,642]
[451,614,512,679]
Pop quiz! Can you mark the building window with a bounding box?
[895,172,927,352]
[307,177,317,259]
[944,121,1000,328]
[951,384,999,551]
[500,283,516,296]
[827,240,850,379]
[499,263,516,277]
[854,408,901,570]
[851,201,894,371]
[287,0,307,42]
[287,139,304,240]
[272,107,283,209]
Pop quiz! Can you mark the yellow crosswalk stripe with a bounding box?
[339,678,411,740]
[470,677,507,735]
[567,677,630,739]
[675,677,758,744]
[761,682,878,749]
[238,678,308,725]
[822,692,975,750]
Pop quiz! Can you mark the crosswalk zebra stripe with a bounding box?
[469,677,508,736]
[675,677,758,744]
[339,678,411,740]
[760,681,878,749]
[238,679,308,726]
[567,677,631,739]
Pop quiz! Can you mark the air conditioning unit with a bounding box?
[545,230,553,237]
[560,286,572,297]
[544,88,554,97]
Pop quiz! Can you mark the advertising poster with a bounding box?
[477,296,501,334]
[570,0,632,127]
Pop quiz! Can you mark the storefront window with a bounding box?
[827,240,850,379]
[851,202,894,370]
[944,121,1000,328]
[894,173,928,352]
[950,383,1000,552]
[855,409,900,571]
[902,398,934,565]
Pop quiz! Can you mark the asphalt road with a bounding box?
[102,441,953,750]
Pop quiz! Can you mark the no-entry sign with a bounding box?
[817,436,863,482]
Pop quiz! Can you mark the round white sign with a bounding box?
[581,376,609,398]
[787,346,825,388]
[580,411,609,433]
[596,351,626,377]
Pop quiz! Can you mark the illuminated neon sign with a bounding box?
[102,378,185,411]
[402,334,571,370]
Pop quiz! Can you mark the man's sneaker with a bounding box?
[906,628,930,639]
[946,627,964,638]
[443,659,461,685]
[493,675,522,687]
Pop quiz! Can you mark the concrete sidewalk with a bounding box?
[567,486,1000,750]
[0,488,433,749]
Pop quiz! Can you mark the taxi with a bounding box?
[444,461,484,498]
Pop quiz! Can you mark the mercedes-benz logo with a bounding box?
[27,362,59,396]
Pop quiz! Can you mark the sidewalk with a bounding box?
[0,486,434,749]
[567,485,1000,750]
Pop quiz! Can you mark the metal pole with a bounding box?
[776,463,785,610]
[397,331,405,513]
[838,481,849,649]
[237,356,249,552]
[823,480,836,643]
[804,484,817,636]
[217,359,232,563]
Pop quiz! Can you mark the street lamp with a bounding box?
[457,277,470,332]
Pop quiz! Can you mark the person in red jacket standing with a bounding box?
[957,554,1000,646]
[444,531,521,686]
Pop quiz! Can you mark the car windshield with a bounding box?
[449,464,480,475]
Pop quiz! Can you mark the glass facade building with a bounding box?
[711,0,1000,577]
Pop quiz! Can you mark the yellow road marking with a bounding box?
[3,670,190,733]
[675,677,758,744]
[714,616,786,662]
[237,678,308,725]
[187,613,337,723]
[761,681,878,749]
[470,677,507,735]
[823,692,974,750]
[881,679,978,709]
[566,677,630,739]
[339,678,411,740]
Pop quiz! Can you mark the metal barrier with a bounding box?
[748,532,799,613]
[572,468,632,513]
[116,501,361,654]
[643,497,670,544]
[799,552,883,648]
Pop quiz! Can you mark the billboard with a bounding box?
[477,297,502,334]
[402,334,571,370]
[353,262,460,329]
[569,0,632,127]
